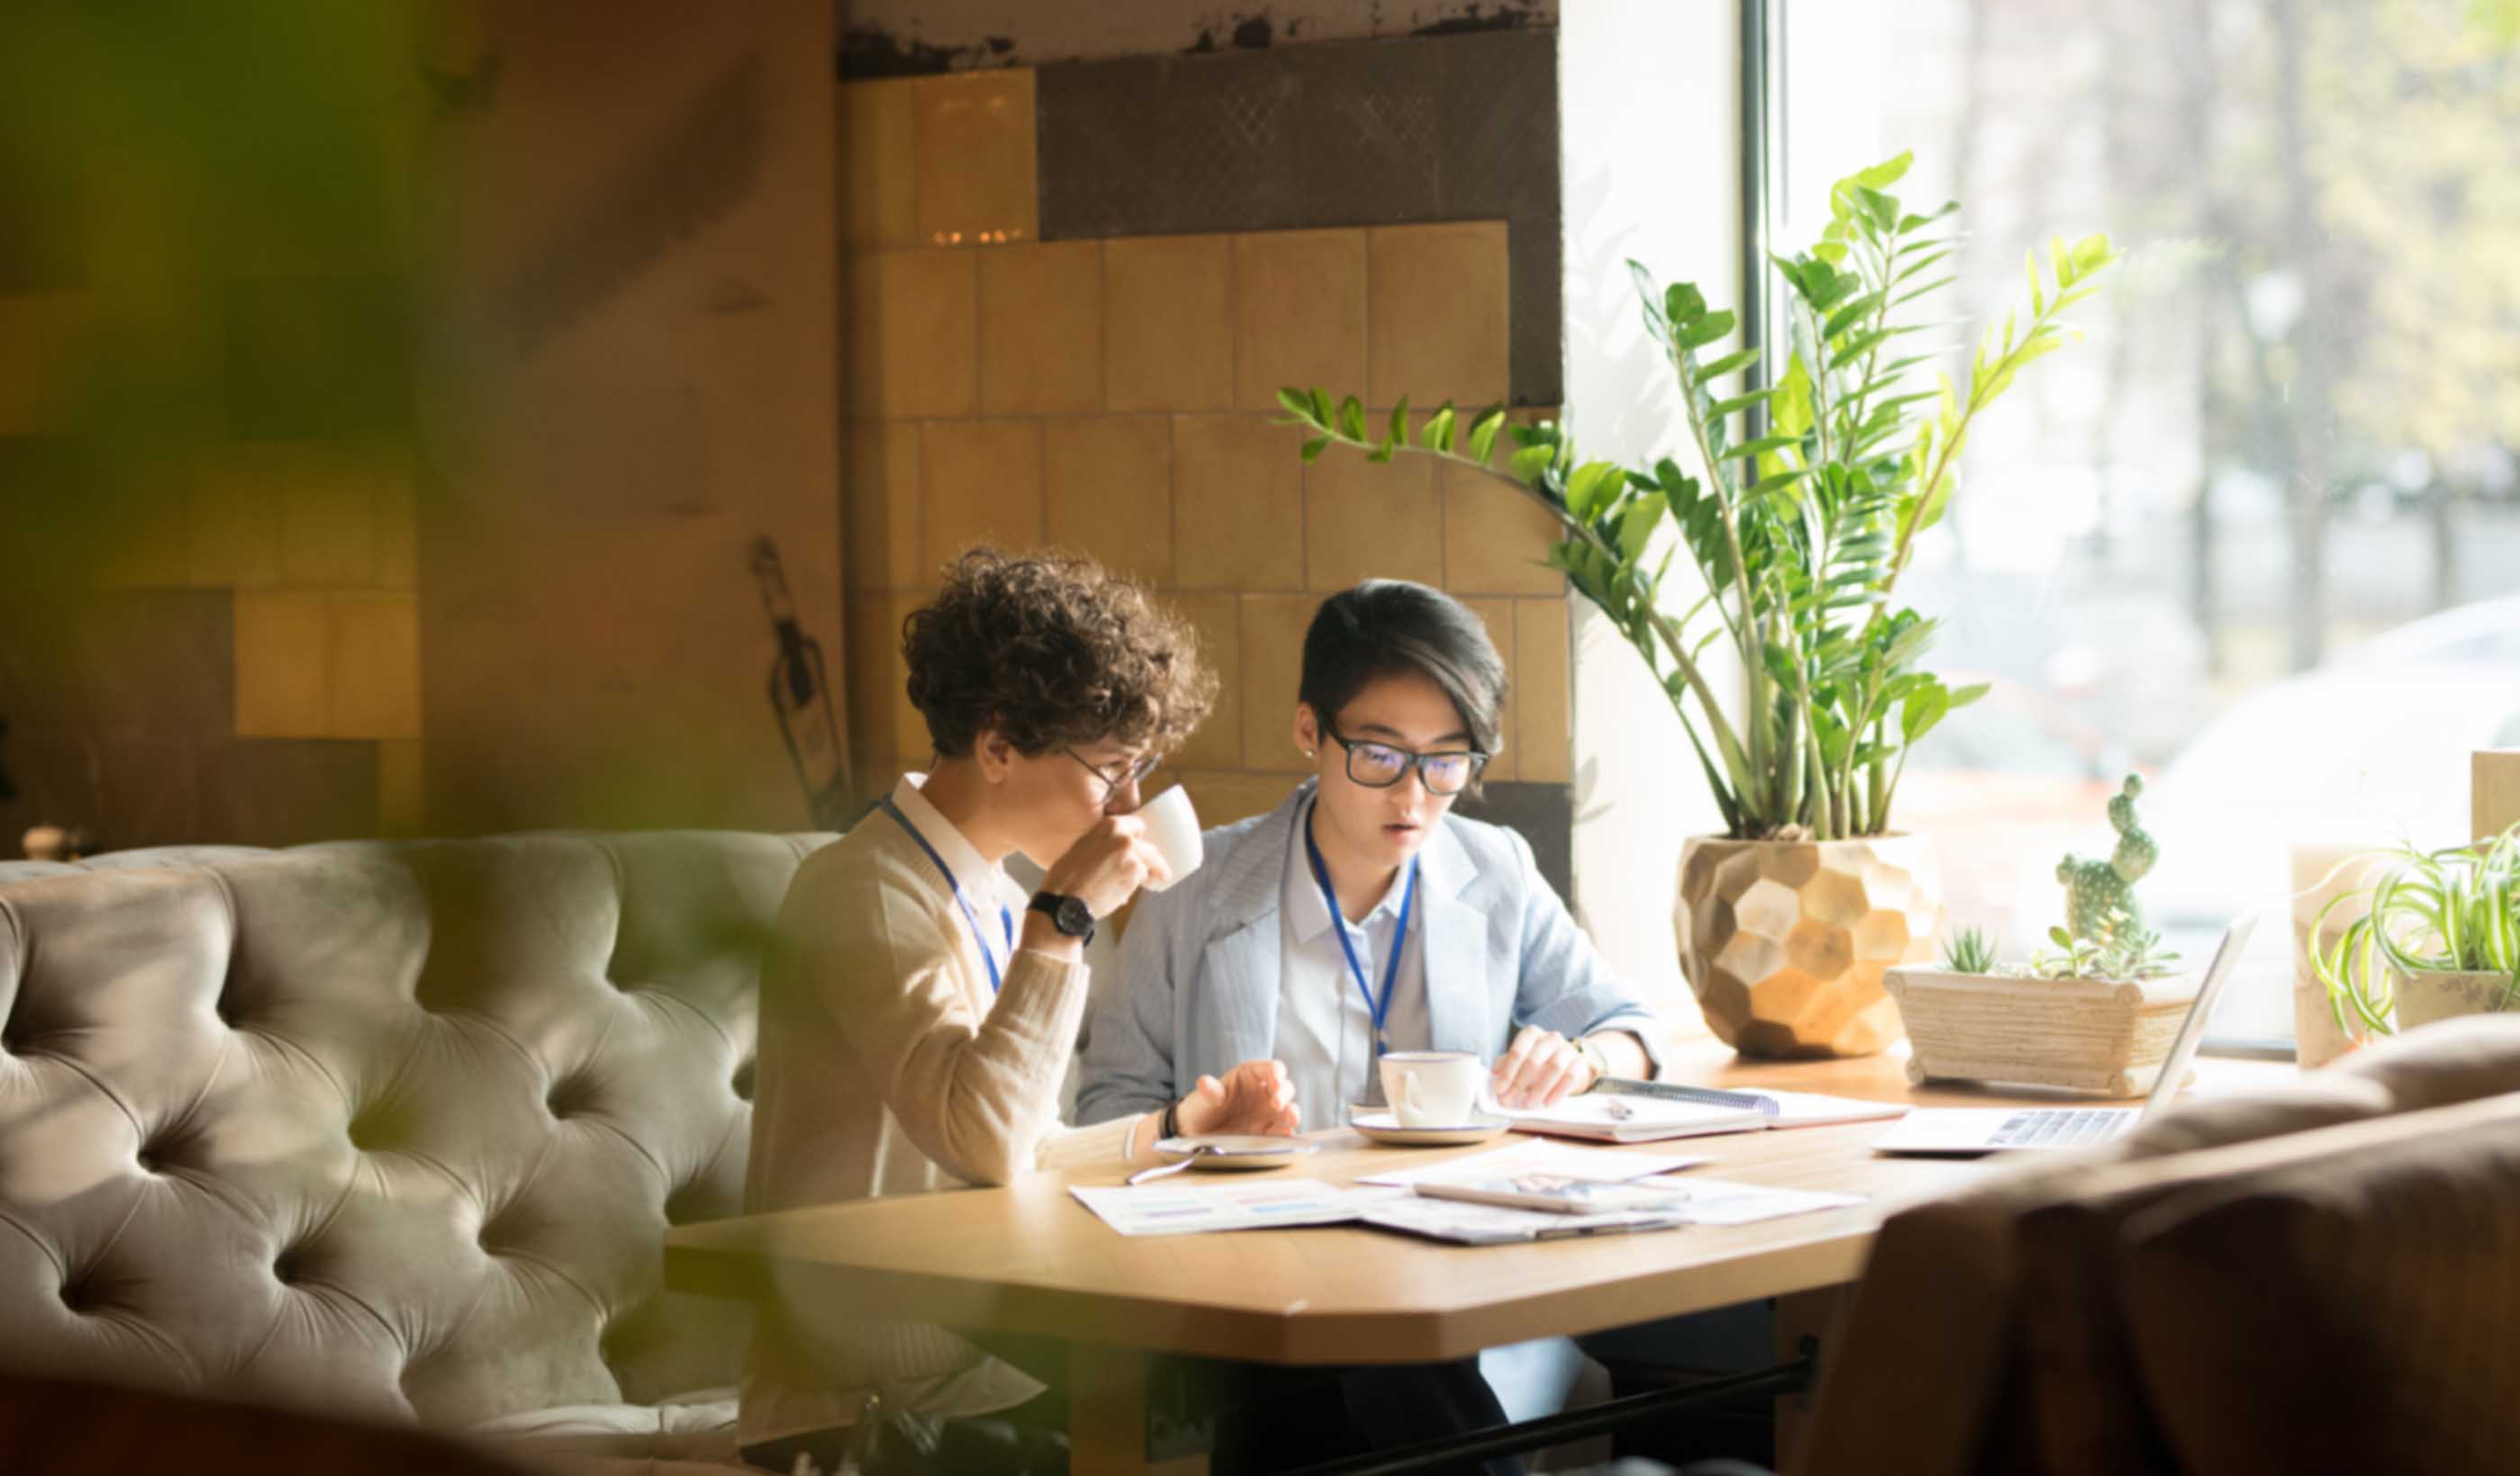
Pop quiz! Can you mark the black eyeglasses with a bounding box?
[1323,726,1489,796]
[1066,748,1160,801]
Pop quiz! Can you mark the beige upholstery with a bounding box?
[1796,1018,2520,1476]
[0,832,825,1444]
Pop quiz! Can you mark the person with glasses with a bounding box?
[1076,579,1666,1475]
[740,548,1301,1476]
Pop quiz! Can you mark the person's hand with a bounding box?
[1490,1026,1595,1108]
[1039,814,1172,920]
[1177,1059,1301,1138]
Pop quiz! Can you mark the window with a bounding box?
[1778,0,2520,1041]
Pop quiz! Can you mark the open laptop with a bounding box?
[1871,909,2261,1156]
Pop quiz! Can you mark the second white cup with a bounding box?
[1135,784,1203,893]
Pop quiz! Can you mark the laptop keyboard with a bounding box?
[1988,1109,2125,1147]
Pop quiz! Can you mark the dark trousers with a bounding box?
[1209,1358,1525,1476]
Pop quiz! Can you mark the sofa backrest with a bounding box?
[0,832,826,1427]
[1796,1016,2520,1476]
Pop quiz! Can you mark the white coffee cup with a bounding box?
[1134,784,1203,893]
[1379,1050,1486,1128]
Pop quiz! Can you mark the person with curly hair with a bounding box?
[740,547,1300,1476]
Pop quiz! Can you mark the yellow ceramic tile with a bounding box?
[1441,455,1564,596]
[188,442,284,588]
[844,591,901,763]
[234,590,331,737]
[921,418,1044,568]
[1304,436,1442,593]
[1239,592,1318,775]
[1368,221,1510,412]
[1103,235,1234,413]
[1455,596,1516,782]
[1234,229,1368,414]
[0,294,45,436]
[1043,416,1171,587]
[1174,770,1302,829]
[847,249,977,420]
[840,79,920,250]
[845,420,926,590]
[1515,595,1572,784]
[92,459,190,589]
[979,241,1102,416]
[329,590,421,740]
[914,70,1038,248]
[1169,414,1306,591]
[371,444,418,589]
[378,739,426,834]
[278,442,377,587]
[1166,592,1241,770]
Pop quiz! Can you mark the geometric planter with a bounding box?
[1677,833,1941,1059]
[2394,968,2520,1031]
[1884,966,2199,1098]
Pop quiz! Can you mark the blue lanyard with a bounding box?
[1302,800,1417,1055]
[878,796,1015,994]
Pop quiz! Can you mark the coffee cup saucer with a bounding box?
[1346,1108,1514,1148]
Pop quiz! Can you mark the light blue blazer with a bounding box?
[1076,780,1666,1125]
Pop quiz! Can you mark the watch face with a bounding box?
[1057,896,1094,935]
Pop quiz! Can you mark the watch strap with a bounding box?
[1027,891,1096,945]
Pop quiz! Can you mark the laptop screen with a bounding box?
[2137,908,2264,1122]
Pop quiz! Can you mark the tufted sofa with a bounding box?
[0,832,832,1471]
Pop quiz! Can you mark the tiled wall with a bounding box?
[838,50,1574,862]
[0,39,424,850]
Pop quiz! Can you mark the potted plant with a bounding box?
[1886,775,2196,1095]
[2308,824,2520,1037]
[1280,153,2117,1057]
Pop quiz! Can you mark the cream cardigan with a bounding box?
[739,787,1146,1444]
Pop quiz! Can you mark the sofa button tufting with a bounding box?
[60,1278,95,1312]
[731,1059,754,1102]
[136,1147,162,1174]
[274,1254,301,1286]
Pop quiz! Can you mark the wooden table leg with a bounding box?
[1069,1343,1149,1476]
[1772,1285,1851,1475]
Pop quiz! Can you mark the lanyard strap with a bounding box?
[878,796,1015,994]
[1302,800,1417,1051]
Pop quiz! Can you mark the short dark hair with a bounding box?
[1299,580,1508,774]
[903,547,1217,759]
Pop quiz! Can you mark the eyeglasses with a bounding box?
[1066,748,1160,801]
[1323,726,1489,796]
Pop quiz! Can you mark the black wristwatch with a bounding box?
[1028,891,1096,946]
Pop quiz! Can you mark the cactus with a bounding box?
[2057,774,2157,941]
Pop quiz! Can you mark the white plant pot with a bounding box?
[2393,969,2520,1031]
[1883,966,2199,1098]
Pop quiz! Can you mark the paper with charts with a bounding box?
[1069,1179,1405,1238]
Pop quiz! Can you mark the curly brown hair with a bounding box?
[902,547,1218,759]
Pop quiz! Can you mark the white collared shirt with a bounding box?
[1275,802,1434,1132]
[887,773,1027,980]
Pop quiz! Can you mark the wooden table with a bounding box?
[665,1041,2290,1472]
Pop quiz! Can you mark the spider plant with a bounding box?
[1277,152,2117,841]
[1940,925,1997,975]
[2308,825,2520,1036]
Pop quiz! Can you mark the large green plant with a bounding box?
[1279,154,2116,841]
